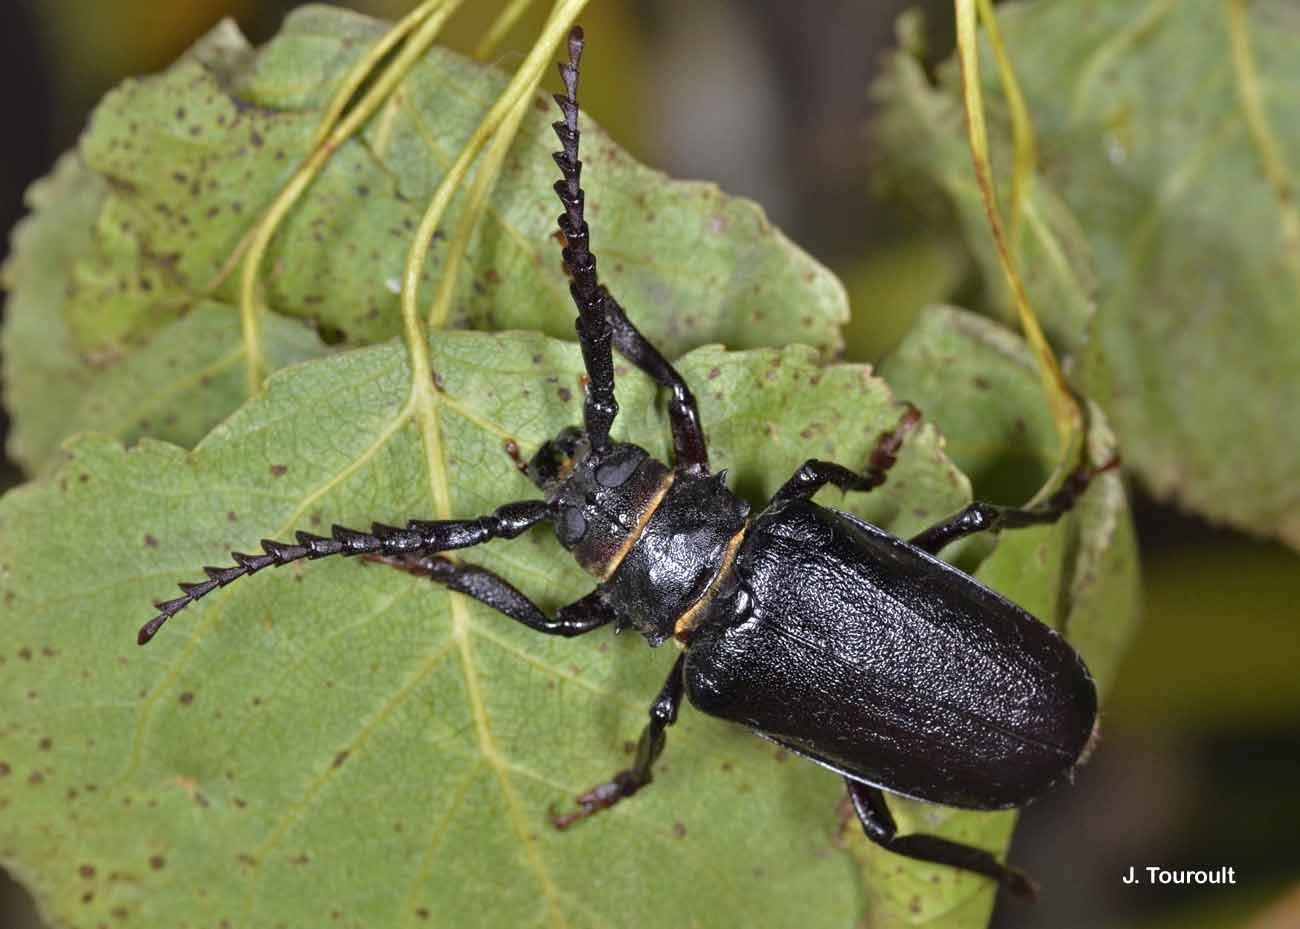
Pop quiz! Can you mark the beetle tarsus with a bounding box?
[773,404,922,504]
[549,772,642,830]
[1004,866,1040,901]
[551,653,685,828]
[908,450,1114,556]
[867,402,921,475]
[845,778,1038,900]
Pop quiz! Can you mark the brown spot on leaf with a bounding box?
[143,534,158,548]
[270,465,288,477]
[332,750,349,769]
[179,692,194,706]
[149,855,165,870]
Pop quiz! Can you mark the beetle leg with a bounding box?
[551,652,686,828]
[365,554,616,637]
[600,292,709,475]
[843,779,1037,899]
[908,455,1117,555]
[772,404,921,504]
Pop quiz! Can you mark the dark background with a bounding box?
[1,2,1296,927]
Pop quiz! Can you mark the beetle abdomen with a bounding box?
[683,499,1097,810]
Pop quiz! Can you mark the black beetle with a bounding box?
[140,27,1108,899]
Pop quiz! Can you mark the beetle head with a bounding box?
[530,432,673,579]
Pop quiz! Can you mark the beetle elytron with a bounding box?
[141,27,1107,898]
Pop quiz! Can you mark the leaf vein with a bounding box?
[239,637,460,919]
[119,406,414,788]
[400,759,486,929]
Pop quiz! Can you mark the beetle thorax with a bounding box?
[601,470,751,645]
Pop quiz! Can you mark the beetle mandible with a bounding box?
[140,27,1109,898]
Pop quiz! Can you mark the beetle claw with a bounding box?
[1005,867,1039,901]
[549,774,637,830]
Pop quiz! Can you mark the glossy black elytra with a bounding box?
[140,27,1109,899]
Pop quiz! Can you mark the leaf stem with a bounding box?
[400,0,592,501]
[975,0,1036,250]
[954,0,1082,479]
[475,0,537,60]
[1226,0,1300,295]
[310,0,443,151]
[237,0,461,398]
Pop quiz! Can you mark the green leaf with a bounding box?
[54,302,327,462]
[3,6,846,472]
[0,329,973,929]
[2,152,326,469]
[1,8,1137,925]
[871,15,1099,358]
[874,1,1300,548]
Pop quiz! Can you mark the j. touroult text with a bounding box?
[1124,866,1237,885]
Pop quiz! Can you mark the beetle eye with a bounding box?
[595,448,642,488]
[556,508,588,546]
